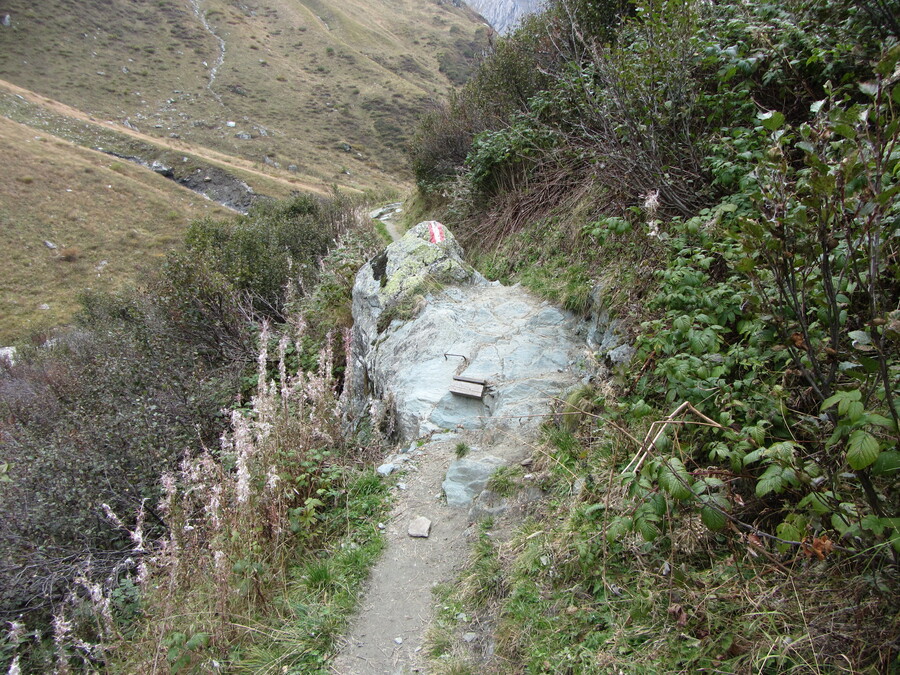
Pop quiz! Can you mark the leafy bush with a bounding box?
[163,193,353,332]
[414,0,893,250]
[618,53,900,559]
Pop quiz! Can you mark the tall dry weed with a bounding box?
[32,320,358,671]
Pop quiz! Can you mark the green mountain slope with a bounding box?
[0,0,489,184]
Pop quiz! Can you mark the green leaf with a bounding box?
[743,448,763,466]
[756,465,785,497]
[799,491,833,515]
[821,389,860,415]
[859,81,878,97]
[700,505,726,531]
[863,413,895,430]
[848,330,871,346]
[605,515,633,543]
[759,110,785,131]
[845,400,864,422]
[872,450,900,476]
[810,99,826,113]
[832,123,856,139]
[776,521,803,544]
[184,632,209,651]
[659,458,692,500]
[861,514,887,536]
[846,430,880,469]
[634,504,660,542]
[631,399,653,418]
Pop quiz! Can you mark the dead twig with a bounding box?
[622,401,725,475]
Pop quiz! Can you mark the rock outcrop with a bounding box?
[464,0,546,33]
[349,221,589,443]
[585,280,635,367]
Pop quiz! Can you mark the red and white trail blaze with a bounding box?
[427,220,445,244]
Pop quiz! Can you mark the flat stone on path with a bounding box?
[408,516,432,538]
[377,462,396,476]
[442,456,505,507]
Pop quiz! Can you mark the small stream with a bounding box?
[188,0,226,105]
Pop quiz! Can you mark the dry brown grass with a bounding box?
[0,116,234,342]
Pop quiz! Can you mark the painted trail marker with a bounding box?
[427,221,445,244]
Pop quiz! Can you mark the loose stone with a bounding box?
[408,516,432,538]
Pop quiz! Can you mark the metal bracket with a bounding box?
[443,353,468,363]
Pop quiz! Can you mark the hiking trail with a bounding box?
[330,222,610,673]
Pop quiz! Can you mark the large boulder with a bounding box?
[349,222,589,442]
[351,221,489,350]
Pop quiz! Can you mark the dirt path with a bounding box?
[369,202,406,242]
[331,426,536,675]
[330,433,474,674]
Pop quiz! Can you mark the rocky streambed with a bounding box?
[102,150,259,213]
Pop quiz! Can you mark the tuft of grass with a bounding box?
[57,247,80,262]
[304,560,336,592]
[486,465,522,498]
[455,442,470,458]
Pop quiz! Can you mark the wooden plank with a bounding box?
[453,375,487,385]
[449,379,485,399]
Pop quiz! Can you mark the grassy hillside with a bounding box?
[0,0,487,342]
[0,0,489,184]
[0,115,237,342]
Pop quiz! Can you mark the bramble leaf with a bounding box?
[605,516,633,543]
[701,505,726,531]
[872,451,900,476]
[659,458,692,500]
[634,504,660,541]
[759,110,785,131]
[756,464,785,497]
[847,430,880,469]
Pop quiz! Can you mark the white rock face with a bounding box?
[464,0,546,33]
